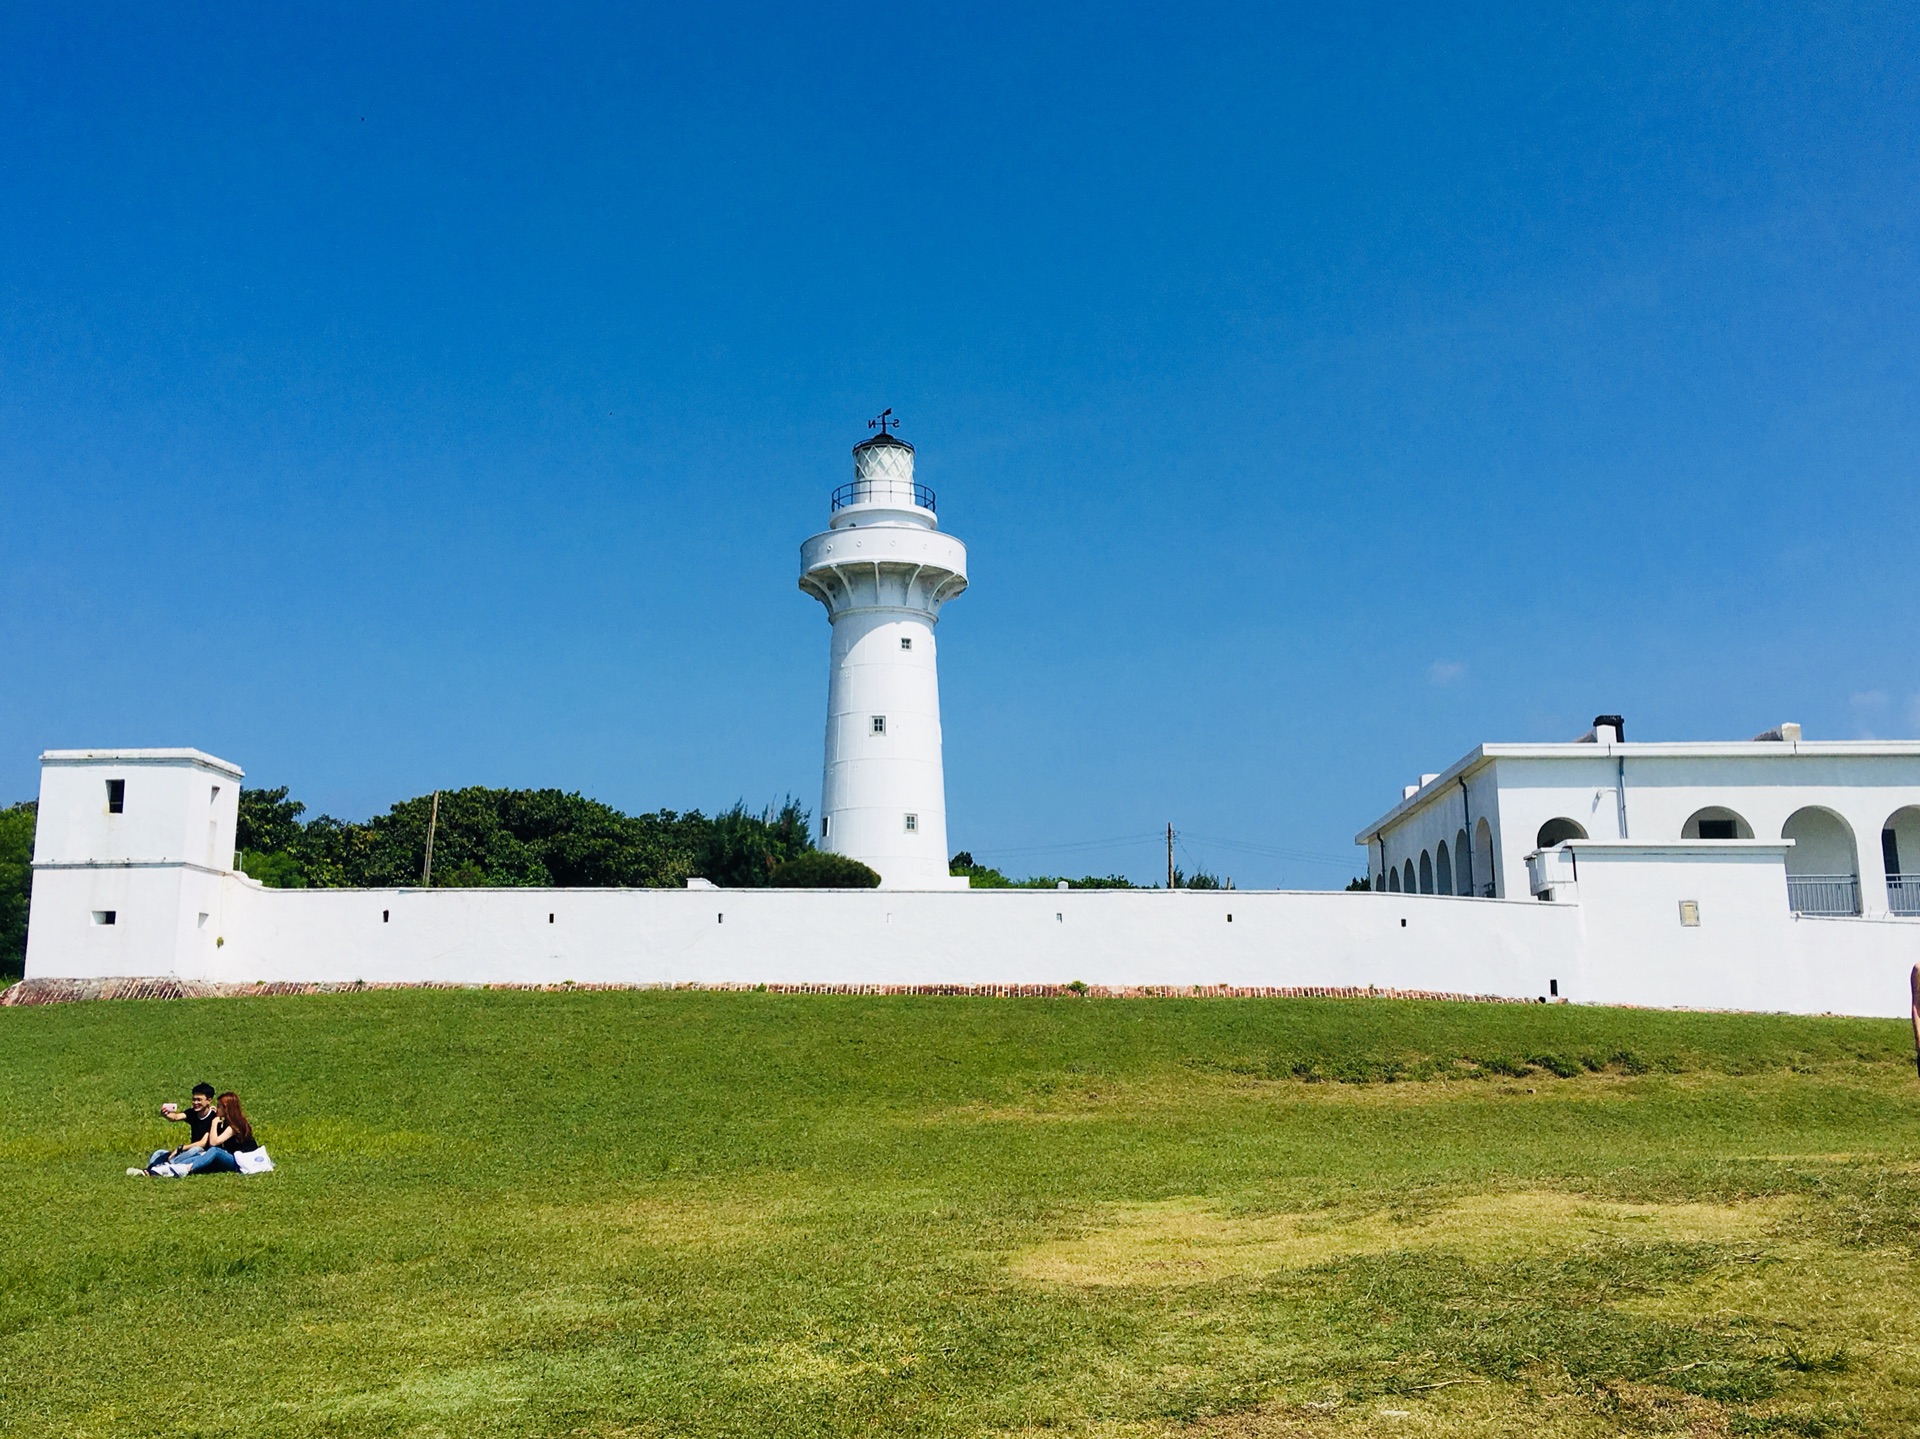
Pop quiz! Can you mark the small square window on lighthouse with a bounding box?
[871,715,887,735]
[904,813,919,833]
[106,779,126,814]
[900,637,912,650]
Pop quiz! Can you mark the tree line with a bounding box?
[1,802,33,976]
[947,852,1230,890]
[234,786,877,891]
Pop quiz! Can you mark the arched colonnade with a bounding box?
[1380,802,1920,916]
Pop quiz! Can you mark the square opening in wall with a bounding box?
[871,715,887,735]
[904,813,918,832]
[197,912,209,928]
[900,636,912,650]
[106,779,125,813]
[1679,900,1701,927]
[92,910,117,925]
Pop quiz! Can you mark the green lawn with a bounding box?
[5,990,1920,1437]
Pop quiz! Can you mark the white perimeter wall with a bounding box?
[25,752,1916,1019]
[1567,843,1915,1016]
[30,869,1579,1000]
[25,858,1917,1017]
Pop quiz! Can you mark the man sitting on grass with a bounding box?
[129,1082,217,1177]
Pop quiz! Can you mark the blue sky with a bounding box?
[3,3,1916,887]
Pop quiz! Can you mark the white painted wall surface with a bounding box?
[1566,842,1915,1016]
[122,876,1587,1002]
[816,609,953,884]
[34,749,241,870]
[25,750,242,981]
[25,866,229,980]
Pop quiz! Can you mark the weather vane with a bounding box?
[869,407,898,436]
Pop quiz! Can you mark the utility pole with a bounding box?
[1166,822,1175,890]
[422,790,440,888]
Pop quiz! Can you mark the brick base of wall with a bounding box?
[0,976,1544,1007]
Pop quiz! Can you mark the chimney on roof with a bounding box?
[1754,722,1802,742]
[1592,714,1624,744]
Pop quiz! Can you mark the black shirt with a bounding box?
[219,1129,259,1154]
[186,1108,216,1144]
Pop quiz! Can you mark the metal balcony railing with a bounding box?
[1787,875,1860,917]
[832,480,936,513]
[1889,874,1920,917]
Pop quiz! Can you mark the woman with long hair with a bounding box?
[214,1092,256,1153]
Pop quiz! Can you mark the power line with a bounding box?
[1179,832,1359,869]
[963,832,1164,858]
[961,828,1359,873]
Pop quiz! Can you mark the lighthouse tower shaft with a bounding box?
[799,433,968,889]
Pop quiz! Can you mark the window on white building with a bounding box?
[871,715,887,735]
[92,910,117,925]
[904,813,919,832]
[106,779,125,814]
[900,637,912,650]
[1684,807,1752,840]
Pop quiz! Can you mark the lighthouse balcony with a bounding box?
[832,479,936,514]
[799,525,968,616]
[800,525,967,583]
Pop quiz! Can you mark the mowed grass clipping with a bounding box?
[5,992,1920,1438]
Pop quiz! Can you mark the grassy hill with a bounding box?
[4,991,1920,1437]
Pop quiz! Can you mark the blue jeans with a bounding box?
[169,1147,240,1177]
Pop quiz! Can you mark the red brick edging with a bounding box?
[0,977,1541,1007]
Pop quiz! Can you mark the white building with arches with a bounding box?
[1357,717,1920,922]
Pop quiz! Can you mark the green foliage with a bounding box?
[0,801,35,975]
[1171,865,1231,889]
[235,786,306,856]
[234,786,814,889]
[1346,875,1372,891]
[949,853,1013,886]
[769,851,882,888]
[698,798,814,888]
[949,852,1140,889]
[236,849,306,889]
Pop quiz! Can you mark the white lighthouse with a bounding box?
[799,419,970,888]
